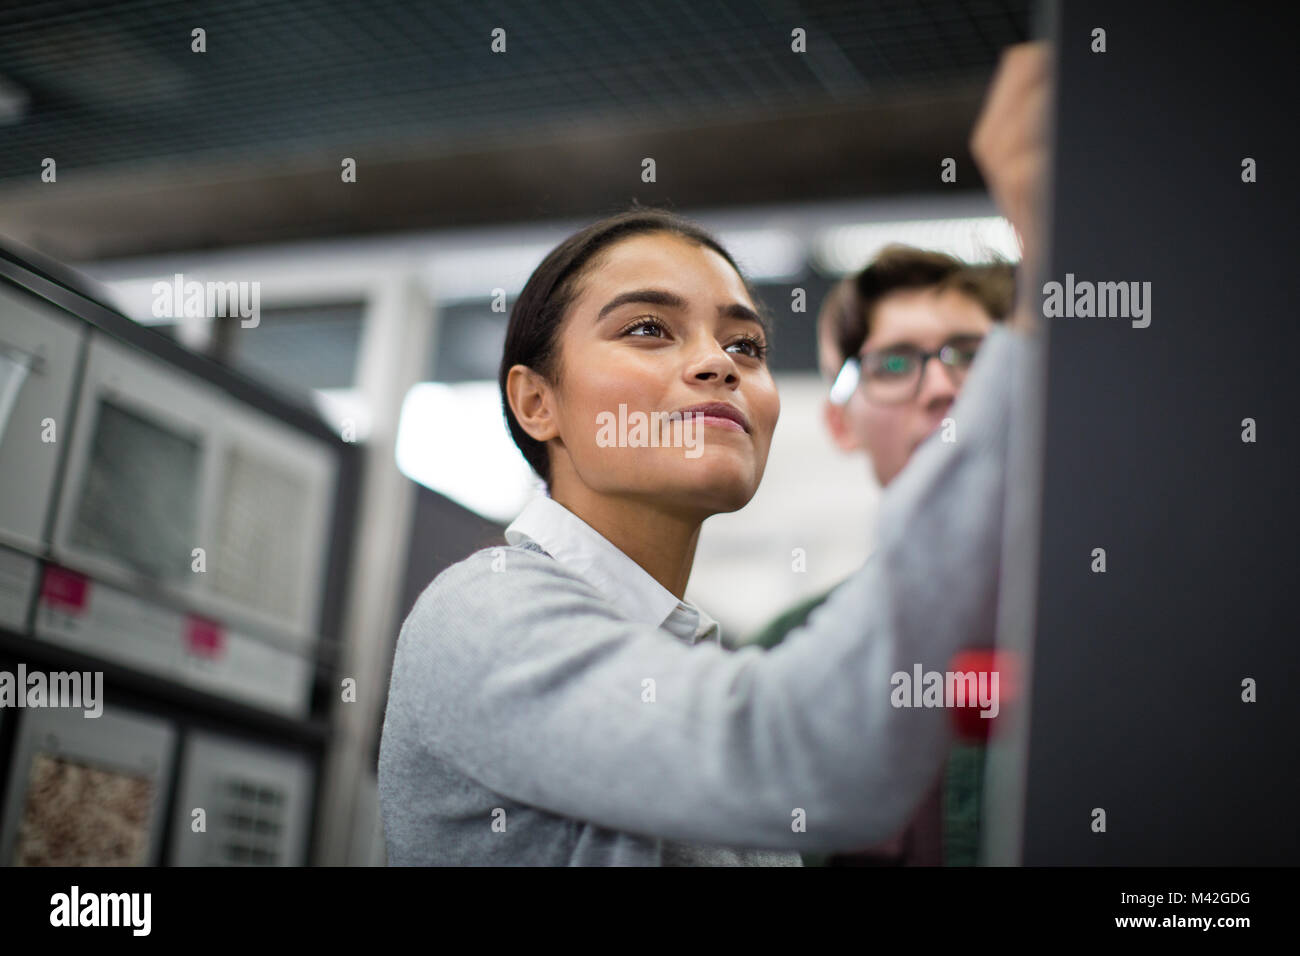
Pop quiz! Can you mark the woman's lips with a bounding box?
[675,402,750,432]
[694,414,746,432]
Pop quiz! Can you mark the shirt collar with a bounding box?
[504,494,722,646]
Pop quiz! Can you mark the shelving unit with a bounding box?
[0,237,360,866]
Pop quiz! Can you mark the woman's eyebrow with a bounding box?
[597,288,687,320]
[720,301,769,334]
[597,288,768,333]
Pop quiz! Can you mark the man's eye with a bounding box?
[873,353,915,376]
[943,338,982,363]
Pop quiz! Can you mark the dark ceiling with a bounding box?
[0,0,1032,261]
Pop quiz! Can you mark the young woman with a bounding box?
[378,44,1047,866]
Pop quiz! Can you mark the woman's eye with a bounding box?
[619,318,765,359]
[622,317,667,337]
[727,338,768,359]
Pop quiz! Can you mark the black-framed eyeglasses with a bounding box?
[828,334,985,406]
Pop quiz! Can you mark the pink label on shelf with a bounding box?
[40,565,89,612]
[186,616,226,658]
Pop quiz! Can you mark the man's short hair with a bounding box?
[817,244,1016,379]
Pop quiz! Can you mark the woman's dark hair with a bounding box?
[499,204,768,485]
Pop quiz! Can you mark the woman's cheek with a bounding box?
[570,388,667,473]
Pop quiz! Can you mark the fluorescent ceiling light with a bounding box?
[424,242,556,302]
[715,228,804,282]
[421,226,805,304]
[813,216,1020,274]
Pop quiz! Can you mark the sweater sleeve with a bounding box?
[389,324,1025,852]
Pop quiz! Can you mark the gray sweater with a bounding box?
[378,324,1024,865]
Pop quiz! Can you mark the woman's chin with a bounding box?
[595,448,764,513]
[666,459,761,513]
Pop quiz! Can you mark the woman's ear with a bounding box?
[823,399,861,453]
[507,364,560,443]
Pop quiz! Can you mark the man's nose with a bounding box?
[916,354,958,404]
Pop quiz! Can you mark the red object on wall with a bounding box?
[186,615,226,659]
[948,648,1021,742]
[40,564,90,612]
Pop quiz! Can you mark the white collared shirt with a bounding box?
[504,494,722,647]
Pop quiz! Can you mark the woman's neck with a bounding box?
[549,481,703,600]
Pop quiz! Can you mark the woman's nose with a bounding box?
[689,341,739,384]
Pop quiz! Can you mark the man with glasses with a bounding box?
[747,244,1015,866]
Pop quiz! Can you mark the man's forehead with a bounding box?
[865,289,990,347]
